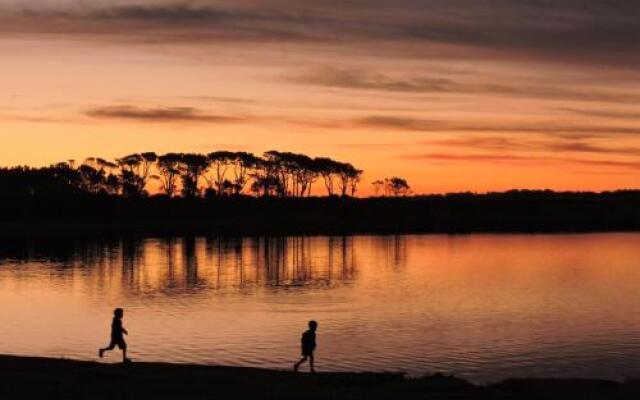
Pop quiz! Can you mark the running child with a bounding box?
[99,308,130,363]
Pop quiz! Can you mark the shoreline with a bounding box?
[2,220,640,239]
[2,191,640,237]
[0,355,638,399]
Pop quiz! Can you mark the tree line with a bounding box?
[37,151,381,198]
[2,150,412,199]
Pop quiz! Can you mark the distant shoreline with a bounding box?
[2,191,640,237]
[1,220,640,238]
[0,354,636,399]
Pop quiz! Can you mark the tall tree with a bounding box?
[314,157,339,196]
[206,151,236,195]
[278,153,316,197]
[349,168,363,197]
[179,153,208,198]
[232,152,259,195]
[155,153,182,197]
[263,151,289,197]
[116,152,157,197]
[336,162,362,197]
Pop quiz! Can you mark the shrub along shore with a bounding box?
[1,190,640,237]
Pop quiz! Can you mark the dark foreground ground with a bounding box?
[1,356,640,400]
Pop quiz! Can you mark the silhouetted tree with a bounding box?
[221,179,237,196]
[231,152,259,195]
[372,180,385,196]
[299,156,319,197]
[348,168,363,197]
[263,151,290,197]
[116,152,157,197]
[51,162,82,189]
[4,149,371,199]
[258,151,331,197]
[314,157,338,196]
[250,175,283,197]
[288,153,317,197]
[206,151,236,196]
[179,153,208,198]
[385,177,411,196]
[336,162,363,197]
[72,157,120,194]
[155,153,182,197]
[79,157,120,195]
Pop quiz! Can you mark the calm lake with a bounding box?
[1,233,639,382]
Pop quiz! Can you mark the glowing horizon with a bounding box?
[2,1,640,195]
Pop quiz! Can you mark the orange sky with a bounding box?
[2,1,640,195]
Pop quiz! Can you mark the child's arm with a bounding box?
[122,327,128,335]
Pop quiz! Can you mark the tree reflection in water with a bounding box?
[0,235,408,295]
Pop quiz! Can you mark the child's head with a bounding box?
[308,320,318,331]
[114,308,124,318]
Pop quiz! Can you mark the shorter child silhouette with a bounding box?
[294,320,318,373]
[99,308,130,363]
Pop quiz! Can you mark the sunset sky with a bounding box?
[2,1,640,194]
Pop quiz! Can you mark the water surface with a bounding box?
[1,233,639,382]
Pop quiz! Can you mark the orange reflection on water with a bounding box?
[1,233,640,382]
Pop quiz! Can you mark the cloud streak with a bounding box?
[405,152,640,170]
[561,108,640,120]
[354,115,640,136]
[85,105,245,123]
[428,136,640,157]
[289,67,640,103]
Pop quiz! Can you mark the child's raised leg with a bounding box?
[99,342,116,358]
[294,355,308,372]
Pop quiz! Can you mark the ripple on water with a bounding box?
[2,234,640,382]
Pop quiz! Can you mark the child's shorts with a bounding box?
[110,337,127,349]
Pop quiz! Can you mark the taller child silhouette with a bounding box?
[99,308,131,363]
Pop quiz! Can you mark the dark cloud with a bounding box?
[290,67,640,103]
[4,1,640,67]
[85,105,245,123]
[2,3,342,43]
[88,4,231,22]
